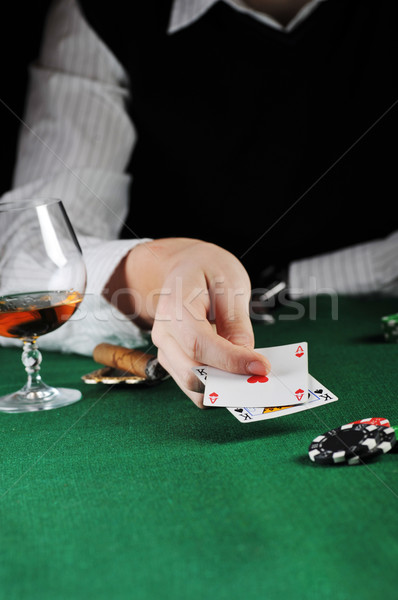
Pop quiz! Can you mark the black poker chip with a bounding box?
[348,425,397,465]
[308,423,382,466]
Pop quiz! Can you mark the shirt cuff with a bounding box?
[81,236,152,296]
[288,241,379,298]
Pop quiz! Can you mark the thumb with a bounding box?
[210,266,271,374]
[226,331,255,349]
[216,321,271,376]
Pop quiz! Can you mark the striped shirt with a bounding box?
[0,0,397,354]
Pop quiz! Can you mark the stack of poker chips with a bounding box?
[308,418,397,466]
[381,313,398,342]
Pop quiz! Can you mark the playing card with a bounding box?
[202,342,308,407]
[226,375,337,422]
[192,366,208,385]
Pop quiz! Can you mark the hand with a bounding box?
[106,238,271,407]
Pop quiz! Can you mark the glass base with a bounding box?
[0,385,82,413]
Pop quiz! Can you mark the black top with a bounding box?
[7,1,398,284]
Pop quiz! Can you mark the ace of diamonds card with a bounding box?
[203,342,308,408]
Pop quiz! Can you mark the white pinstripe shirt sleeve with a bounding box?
[0,0,150,355]
[289,230,398,298]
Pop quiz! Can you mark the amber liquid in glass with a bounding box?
[0,290,83,339]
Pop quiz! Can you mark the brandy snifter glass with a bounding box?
[0,198,87,412]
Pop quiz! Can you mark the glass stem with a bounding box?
[22,339,43,391]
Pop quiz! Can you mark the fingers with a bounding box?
[156,336,205,395]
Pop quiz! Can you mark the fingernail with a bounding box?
[247,359,270,376]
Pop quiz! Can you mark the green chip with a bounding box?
[381,313,398,342]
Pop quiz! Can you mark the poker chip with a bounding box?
[308,423,381,466]
[348,417,390,428]
[345,419,396,463]
[348,425,397,464]
[381,313,398,343]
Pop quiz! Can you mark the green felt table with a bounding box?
[1,296,398,600]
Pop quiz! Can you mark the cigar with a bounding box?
[93,343,168,381]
